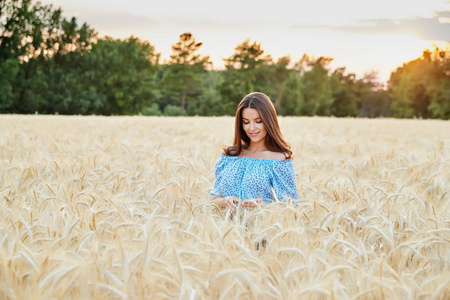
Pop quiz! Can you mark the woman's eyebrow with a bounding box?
[242,117,261,120]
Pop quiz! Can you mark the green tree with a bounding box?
[389,46,449,119]
[389,59,429,118]
[278,70,304,115]
[219,39,273,114]
[158,32,211,116]
[33,35,159,115]
[37,17,99,114]
[0,58,18,112]
[426,47,450,119]
[189,70,224,116]
[88,36,160,115]
[266,55,293,115]
[389,73,415,118]
[0,0,96,113]
[330,67,359,117]
[297,54,334,116]
[361,89,391,118]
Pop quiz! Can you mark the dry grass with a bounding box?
[0,115,449,299]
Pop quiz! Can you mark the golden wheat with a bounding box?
[0,115,449,299]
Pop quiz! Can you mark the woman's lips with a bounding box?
[250,132,259,137]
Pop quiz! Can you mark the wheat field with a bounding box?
[0,115,449,299]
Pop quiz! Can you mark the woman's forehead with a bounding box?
[241,107,261,119]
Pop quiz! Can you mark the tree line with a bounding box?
[1,0,449,118]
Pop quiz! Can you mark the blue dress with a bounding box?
[210,154,298,203]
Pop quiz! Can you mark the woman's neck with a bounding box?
[246,142,267,154]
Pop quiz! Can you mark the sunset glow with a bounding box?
[42,0,449,83]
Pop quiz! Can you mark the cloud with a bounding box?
[294,11,450,42]
[67,6,266,40]
[73,10,160,33]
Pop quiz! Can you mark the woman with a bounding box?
[210,92,298,211]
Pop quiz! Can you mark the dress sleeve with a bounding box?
[271,160,298,202]
[210,154,229,198]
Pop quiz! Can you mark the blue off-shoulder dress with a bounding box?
[210,154,298,203]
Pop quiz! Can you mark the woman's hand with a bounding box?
[241,198,264,210]
[213,196,240,212]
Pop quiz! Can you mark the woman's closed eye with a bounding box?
[243,121,262,124]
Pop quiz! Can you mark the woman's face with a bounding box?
[241,107,267,145]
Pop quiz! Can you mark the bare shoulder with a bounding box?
[267,151,291,161]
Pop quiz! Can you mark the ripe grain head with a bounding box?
[0,115,448,299]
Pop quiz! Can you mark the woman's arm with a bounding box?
[271,160,298,202]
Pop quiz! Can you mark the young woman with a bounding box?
[210,92,298,211]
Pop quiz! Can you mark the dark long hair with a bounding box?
[224,92,293,158]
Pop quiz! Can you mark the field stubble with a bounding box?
[0,115,449,299]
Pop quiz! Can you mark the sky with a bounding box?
[42,0,449,84]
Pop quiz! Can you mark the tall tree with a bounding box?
[268,55,292,115]
[0,0,96,113]
[220,39,273,114]
[297,54,334,116]
[0,56,18,112]
[389,46,449,119]
[358,71,390,117]
[87,36,160,115]
[277,70,304,116]
[40,36,160,115]
[329,67,359,117]
[158,32,211,115]
[189,70,224,116]
[425,47,450,119]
